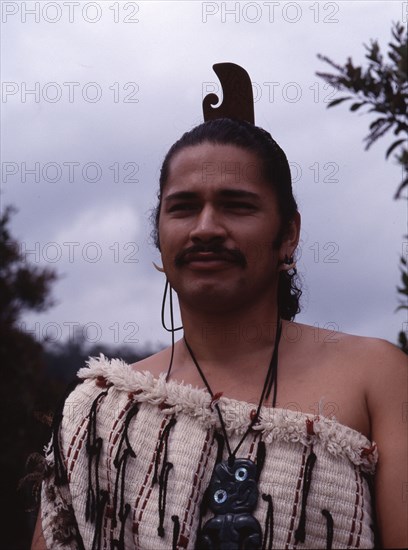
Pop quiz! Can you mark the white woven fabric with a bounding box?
[41,355,378,549]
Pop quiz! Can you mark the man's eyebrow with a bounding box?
[218,189,261,200]
[164,189,261,201]
[164,191,198,202]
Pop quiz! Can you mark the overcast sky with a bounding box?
[1,0,406,354]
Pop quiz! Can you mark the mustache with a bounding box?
[174,244,247,268]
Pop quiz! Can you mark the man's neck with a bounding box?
[178,298,281,374]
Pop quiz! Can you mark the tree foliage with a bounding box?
[0,206,57,327]
[1,204,162,547]
[316,22,408,353]
[43,326,157,383]
[0,205,59,549]
[316,21,407,199]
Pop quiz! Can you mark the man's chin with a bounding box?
[177,282,245,312]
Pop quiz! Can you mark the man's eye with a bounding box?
[168,203,197,212]
[225,202,256,210]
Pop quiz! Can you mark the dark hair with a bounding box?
[152,118,302,320]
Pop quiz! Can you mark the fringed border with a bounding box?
[77,355,378,473]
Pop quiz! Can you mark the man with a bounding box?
[33,118,406,549]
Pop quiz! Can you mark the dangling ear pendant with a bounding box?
[279,254,296,272]
[152,261,165,273]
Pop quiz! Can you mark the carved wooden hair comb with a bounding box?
[202,62,255,124]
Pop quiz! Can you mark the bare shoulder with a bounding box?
[335,330,405,361]
[332,330,406,381]
[294,321,406,370]
[323,328,407,423]
[129,345,173,377]
[287,321,407,415]
[354,336,408,417]
[339,336,408,548]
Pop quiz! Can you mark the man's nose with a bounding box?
[189,205,227,242]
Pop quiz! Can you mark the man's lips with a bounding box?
[175,246,247,268]
[182,255,238,271]
[184,252,235,263]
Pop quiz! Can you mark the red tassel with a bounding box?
[360,444,376,457]
[96,375,108,387]
[210,392,223,408]
[306,418,315,436]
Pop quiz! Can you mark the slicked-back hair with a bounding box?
[151,118,301,320]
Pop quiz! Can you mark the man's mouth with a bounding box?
[175,246,247,268]
[184,252,235,263]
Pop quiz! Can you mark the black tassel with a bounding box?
[112,450,132,528]
[115,402,139,461]
[86,390,109,524]
[158,462,174,537]
[91,489,108,550]
[321,509,334,550]
[112,403,139,528]
[152,416,177,537]
[51,378,83,486]
[294,450,317,543]
[171,515,180,550]
[111,503,131,550]
[261,494,274,550]
[256,440,266,481]
[152,417,176,485]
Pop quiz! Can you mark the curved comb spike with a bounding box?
[203,62,254,124]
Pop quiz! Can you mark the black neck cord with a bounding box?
[161,279,183,333]
[161,279,183,382]
[183,318,282,462]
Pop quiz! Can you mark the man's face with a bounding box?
[158,142,298,313]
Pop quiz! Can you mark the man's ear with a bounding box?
[281,212,301,258]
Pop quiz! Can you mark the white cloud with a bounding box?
[55,203,140,244]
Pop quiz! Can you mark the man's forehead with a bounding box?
[169,143,262,171]
[165,143,267,193]
[163,188,263,202]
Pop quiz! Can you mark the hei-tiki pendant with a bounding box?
[197,458,262,550]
